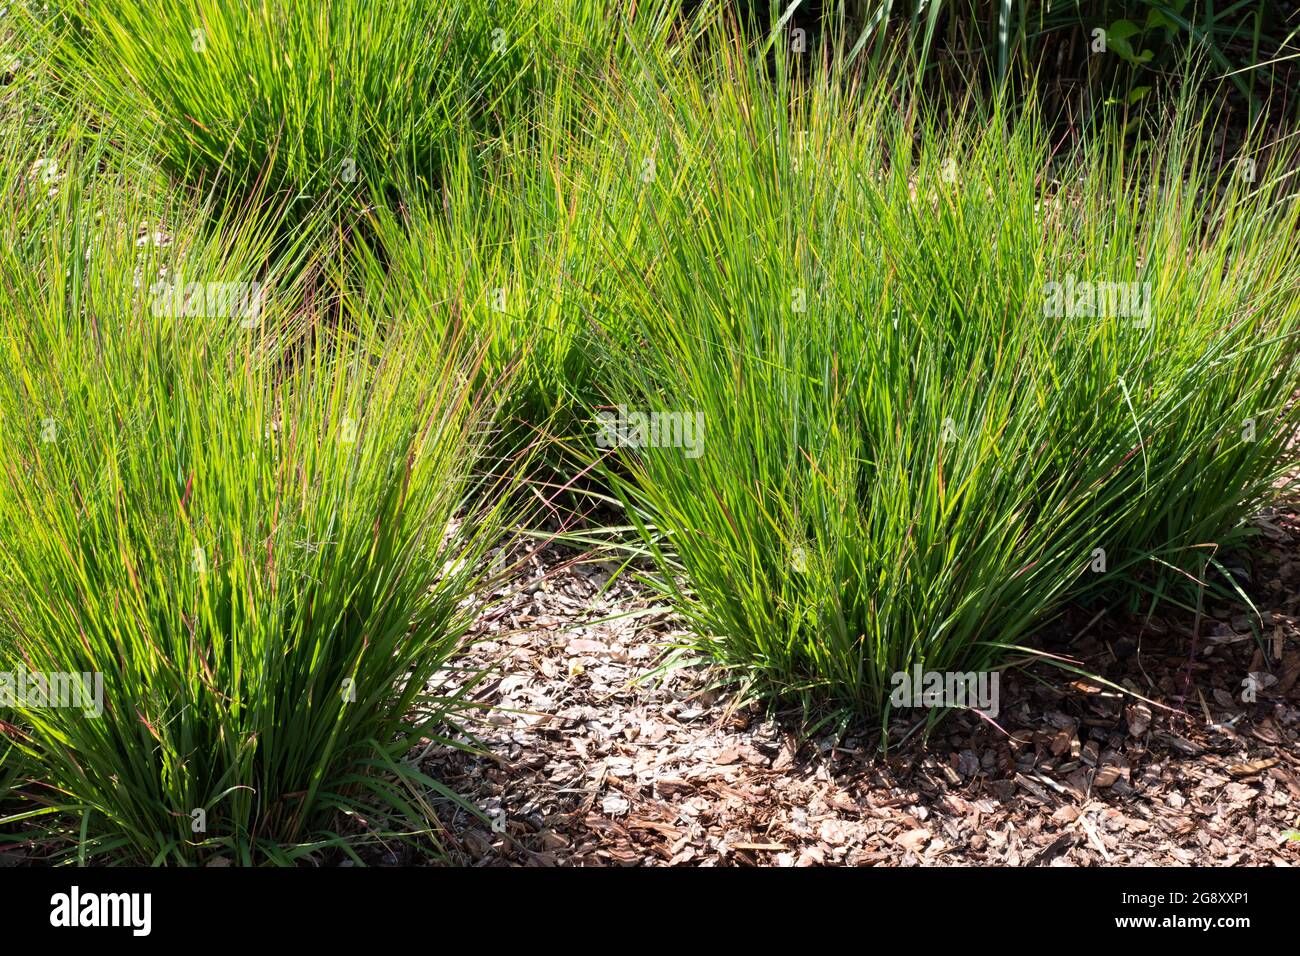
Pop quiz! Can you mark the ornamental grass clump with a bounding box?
[0,121,512,863]
[592,38,1300,724]
[43,0,686,220]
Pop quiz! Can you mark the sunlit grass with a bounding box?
[0,103,517,864]
[588,35,1300,725]
[2,2,1299,865]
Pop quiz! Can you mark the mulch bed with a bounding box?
[424,511,1300,866]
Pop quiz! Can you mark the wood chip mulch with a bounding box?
[423,511,1300,867]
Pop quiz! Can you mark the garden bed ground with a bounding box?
[424,512,1300,867]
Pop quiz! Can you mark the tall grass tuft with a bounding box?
[0,118,512,863]
[590,37,1300,725]
[42,0,688,219]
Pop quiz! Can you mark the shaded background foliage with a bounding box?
[711,1,1300,123]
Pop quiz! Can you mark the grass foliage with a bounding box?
[0,1,1298,862]
[590,39,1300,720]
[0,95,511,863]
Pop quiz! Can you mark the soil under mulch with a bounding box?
[424,511,1300,867]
